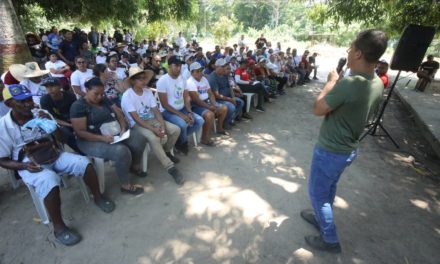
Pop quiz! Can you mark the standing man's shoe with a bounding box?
[305,235,341,253]
[300,209,320,231]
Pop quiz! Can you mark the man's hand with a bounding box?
[24,162,43,172]
[209,105,217,113]
[230,98,237,106]
[327,70,340,83]
[152,127,165,138]
[187,112,195,125]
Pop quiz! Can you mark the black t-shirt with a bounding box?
[40,91,77,122]
[70,97,116,134]
[421,60,439,75]
[146,65,167,88]
[59,40,80,62]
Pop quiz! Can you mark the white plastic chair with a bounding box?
[8,170,90,225]
[243,93,256,113]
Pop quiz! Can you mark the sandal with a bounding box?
[130,166,148,177]
[120,185,144,195]
[201,140,216,147]
[216,130,229,136]
[54,227,82,246]
[95,196,115,213]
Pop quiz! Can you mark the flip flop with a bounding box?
[216,130,229,136]
[120,185,144,195]
[95,196,115,213]
[201,140,215,147]
[54,227,82,246]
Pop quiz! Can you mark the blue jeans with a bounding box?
[162,108,204,144]
[218,98,244,125]
[308,145,357,243]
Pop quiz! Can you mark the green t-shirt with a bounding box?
[317,73,383,154]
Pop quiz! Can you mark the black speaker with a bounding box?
[390,24,436,72]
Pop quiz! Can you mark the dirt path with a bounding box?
[1,73,440,264]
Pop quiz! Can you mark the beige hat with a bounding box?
[8,64,27,82]
[126,66,154,83]
[23,62,49,78]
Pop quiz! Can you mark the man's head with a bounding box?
[215,45,220,53]
[348,29,388,68]
[168,56,183,78]
[3,84,34,116]
[152,55,161,68]
[292,48,297,56]
[427,55,434,61]
[179,32,182,37]
[107,55,119,70]
[376,60,389,75]
[64,31,73,41]
[41,77,62,98]
[190,62,204,81]
[214,58,228,75]
[75,56,88,71]
[91,26,95,31]
[49,52,58,62]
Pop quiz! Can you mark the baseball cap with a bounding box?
[189,62,203,72]
[215,58,227,67]
[2,84,33,101]
[257,56,267,63]
[41,77,61,87]
[168,55,183,65]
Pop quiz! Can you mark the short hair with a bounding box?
[84,77,103,90]
[353,29,388,64]
[74,55,85,62]
[93,63,107,76]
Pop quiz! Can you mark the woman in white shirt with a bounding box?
[45,52,71,90]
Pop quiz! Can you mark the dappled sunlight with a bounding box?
[434,228,440,235]
[261,152,286,165]
[247,133,277,145]
[333,196,349,209]
[267,177,300,193]
[410,199,431,211]
[197,152,213,160]
[291,248,314,261]
[274,165,306,179]
[150,239,191,262]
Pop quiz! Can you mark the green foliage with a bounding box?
[134,21,169,42]
[232,2,272,30]
[212,16,233,47]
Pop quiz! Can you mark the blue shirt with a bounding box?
[207,72,231,97]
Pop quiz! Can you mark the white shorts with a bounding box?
[18,152,90,198]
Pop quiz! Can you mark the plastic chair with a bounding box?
[8,170,90,225]
[243,93,256,113]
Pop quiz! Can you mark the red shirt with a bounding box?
[235,67,250,81]
[379,73,389,88]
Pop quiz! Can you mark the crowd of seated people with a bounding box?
[0,26,321,246]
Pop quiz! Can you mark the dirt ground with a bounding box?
[1,65,440,264]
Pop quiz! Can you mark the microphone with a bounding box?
[336,57,347,74]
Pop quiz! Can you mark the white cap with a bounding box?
[99,47,108,54]
[189,62,203,72]
[215,58,227,67]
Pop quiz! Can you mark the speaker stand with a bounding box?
[359,70,401,148]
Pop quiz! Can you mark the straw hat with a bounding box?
[22,62,49,78]
[8,64,27,82]
[126,66,154,83]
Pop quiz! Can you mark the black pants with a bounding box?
[238,83,266,108]
[269,76,287,91]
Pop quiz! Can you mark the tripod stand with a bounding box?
[359,70,401,148]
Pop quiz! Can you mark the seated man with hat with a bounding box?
[121,67,184,185]
[19,61,50,106]
[187,62,228,146]
[0,84,114,246]
[157,56,204,155]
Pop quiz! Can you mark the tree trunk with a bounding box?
[0,0,32,75]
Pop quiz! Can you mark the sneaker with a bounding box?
[313,76,319,80]
[168,167,185,186]
[256,106,265,112]
[300,209,320,231]
[166,152,180,164]
[305,235,341,253]
[242,113,253,119]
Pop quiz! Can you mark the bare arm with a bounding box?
[0,157,41,172]
[312,70,338,116]
[72,85,86,97]
[111,104,128,133]
[71,117,113,143]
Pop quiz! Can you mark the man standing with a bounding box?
[175,32,187,49]
[301,29,387,253]
[88,27,99,49]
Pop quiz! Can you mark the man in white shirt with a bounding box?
[157,56,204,155]
[19,62,50,106]
[70,56,93,98]
[175,32,187,49]
[121,67,184,185]
[187,62,228,146]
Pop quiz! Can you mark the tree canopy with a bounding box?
[12,0,196,26]
[308,0,440,35]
